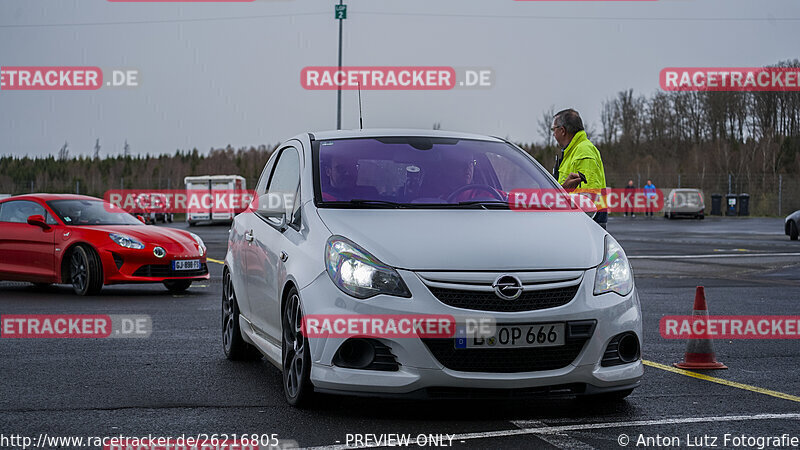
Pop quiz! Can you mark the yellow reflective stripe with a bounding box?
[644,360,800,403]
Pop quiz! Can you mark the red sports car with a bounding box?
[0,194,209,295]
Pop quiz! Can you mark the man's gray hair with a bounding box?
[553,109,585,135]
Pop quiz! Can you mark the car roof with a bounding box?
[309,128,505,142]
[0,193,102,203]
[184,175,245,182]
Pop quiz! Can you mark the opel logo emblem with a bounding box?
[492,275,523,300]
[153,246,166,258]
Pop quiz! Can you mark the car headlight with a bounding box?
[109,233,145,250]
[189,232,206,256]
[593,235,633,296]
[325,236,411,299]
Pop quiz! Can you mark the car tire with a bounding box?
[222,269,262,361]
[69,245,103,296]
[282,287,314,407]
[579,388,634,403]
[698,214,704,220]
[163,280,192,292]
[791,221,799,241]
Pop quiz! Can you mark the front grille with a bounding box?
[427,284,580,312]
[425,383,585,399]
[132,263,208,278]
[421,337,589,373]
[421,320,595,373]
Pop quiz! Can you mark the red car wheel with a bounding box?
[69,245,103,296]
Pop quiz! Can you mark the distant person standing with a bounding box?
[551,109,608,229]
[643,179,657,217]
[624,180,636,217]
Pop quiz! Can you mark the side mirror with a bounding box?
[256,193,293,228]
[136,215,146,223]
[27,214,50,229]
[569,193,597,220]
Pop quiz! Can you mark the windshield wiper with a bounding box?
[326,199,409,208]
[324,199,511,209]
[455,200,510,209]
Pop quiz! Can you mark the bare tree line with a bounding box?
[0,145,278,196]
[527,59,800,184]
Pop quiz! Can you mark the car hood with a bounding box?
[78,225,199,251]
[316,209,606,271]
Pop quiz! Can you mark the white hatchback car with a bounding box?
[222,129,643,406]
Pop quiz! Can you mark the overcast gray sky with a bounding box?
[1,0,799,158]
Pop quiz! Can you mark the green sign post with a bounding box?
[335,4,347,20]
[335,2,347,129]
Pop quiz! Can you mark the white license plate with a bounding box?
[459,323,565,349]
[172,259,200,271]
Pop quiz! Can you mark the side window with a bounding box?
[0,201,45,223]
[255,151,279,197]
[267,147,300,194]
[45,211,59,225]
[266,147,302,227]
[486,152,545,191]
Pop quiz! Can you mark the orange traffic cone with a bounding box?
[674,286,727,370]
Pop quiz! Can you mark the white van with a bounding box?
[184,175,247,226]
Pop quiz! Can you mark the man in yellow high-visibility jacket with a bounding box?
[551,108,608,229]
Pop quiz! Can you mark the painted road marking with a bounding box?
[643,360,800,403]
[514,420,595,449]
[207,257,224,265]
[629,252,800,259]
[307,413,800,450]
[510,413,800,435]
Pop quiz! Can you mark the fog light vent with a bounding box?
[333,338,399,371]
[601,332,640,367]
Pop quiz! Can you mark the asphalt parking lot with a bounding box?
[1,215,799,449]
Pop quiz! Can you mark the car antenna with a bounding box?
[357,81,364,129]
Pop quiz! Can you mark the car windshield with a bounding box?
[314,137,557,208]
[48,199,143,226]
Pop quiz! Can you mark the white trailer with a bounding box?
[184,175,247,226]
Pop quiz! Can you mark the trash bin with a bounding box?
[738,193,750,216]
[725,194,738,216]
[711,194,722,216]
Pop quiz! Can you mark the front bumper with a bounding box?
[98,246,209,285]
[299,268,643,395]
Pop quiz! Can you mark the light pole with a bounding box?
[335,1,346,130]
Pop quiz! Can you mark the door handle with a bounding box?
[280,251,289,262]
[244,230,254,242]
